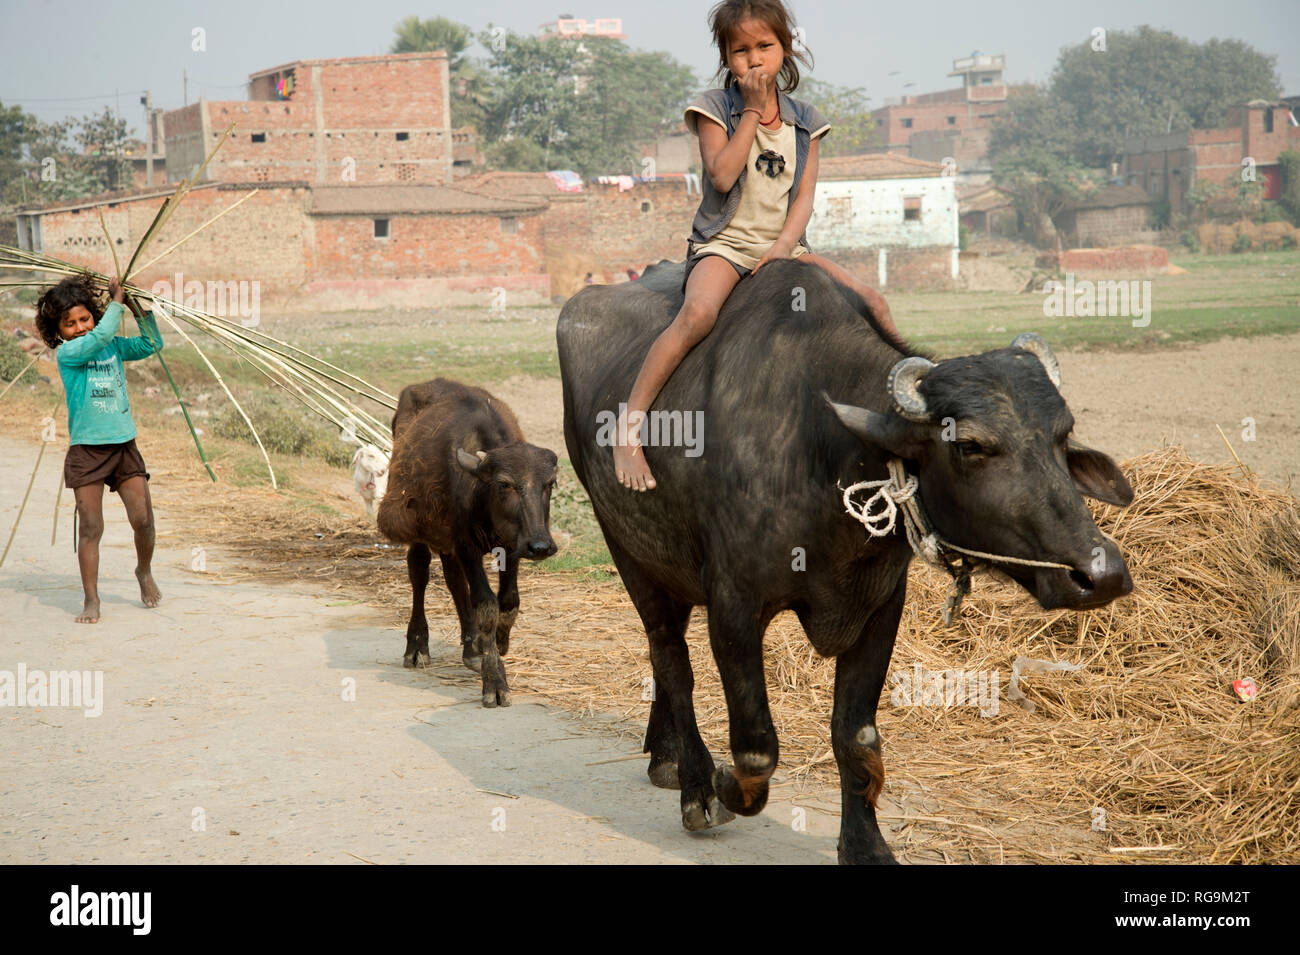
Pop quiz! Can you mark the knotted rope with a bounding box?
[840,459,1076,624]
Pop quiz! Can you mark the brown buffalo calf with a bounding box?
[378,378,558,707]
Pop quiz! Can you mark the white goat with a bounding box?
[350,443,390,517]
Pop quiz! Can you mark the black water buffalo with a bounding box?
[377,378,558,707]
[557,258,1133,863]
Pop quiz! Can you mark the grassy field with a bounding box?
[2,249,1297,576]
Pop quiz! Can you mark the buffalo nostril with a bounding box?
[528,540,553,557]
[1069,570,1093,592]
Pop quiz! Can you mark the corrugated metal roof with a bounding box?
[308,184,545,216]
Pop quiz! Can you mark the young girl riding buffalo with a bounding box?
[612,0,902,491]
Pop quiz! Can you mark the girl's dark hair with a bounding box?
[34,273,104,349]
[708,0,813,93]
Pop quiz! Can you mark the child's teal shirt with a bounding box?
[56,302,164,446]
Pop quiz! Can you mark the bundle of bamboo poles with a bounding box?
[0,124,396,487]
[0,244,396,486]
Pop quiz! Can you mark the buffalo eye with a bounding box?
[955,440,990,458]
[496,480,515,493]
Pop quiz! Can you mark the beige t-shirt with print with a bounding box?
[691,117,809,270]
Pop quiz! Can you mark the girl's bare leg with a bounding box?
[118,475,161,608]
[73,483,105,623]
[614,256,742,491]
[802,253,904,346]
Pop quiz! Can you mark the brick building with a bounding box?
[164,53,453,187]
[869,53,1009,178]
[1123,100,1300,217]
[1054,185,1155,248]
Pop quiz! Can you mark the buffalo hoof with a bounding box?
[837,836,899,865]
[403,649,431,669]
[481,656,511,708]
[647,759,680,790]
[462,645,483,673]
[713,763,770,817]
[681,794,735,832]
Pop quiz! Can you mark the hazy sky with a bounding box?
[2,0,1297,133]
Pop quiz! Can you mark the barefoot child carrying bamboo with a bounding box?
[613,0,903,491]
[35,275,164,623]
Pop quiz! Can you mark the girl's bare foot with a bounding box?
[614,440,656,491]
[136,567,162,608]
[76,598,100,624]
[613,408,656,491]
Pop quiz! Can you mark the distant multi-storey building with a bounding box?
[1123,100,1300,216]
[162,52,454,186]
[537,16,625,40]
[870,53,1009,174]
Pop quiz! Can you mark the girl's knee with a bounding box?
[127,510,154,534]
[675,301,719,343]
[78,515,104,541]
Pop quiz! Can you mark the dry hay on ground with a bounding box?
[176,446,1300,864]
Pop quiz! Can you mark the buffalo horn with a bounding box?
[887,356,934,422]
[1011,333,1062,388]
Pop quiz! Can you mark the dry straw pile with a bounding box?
[1197,219,1300,253]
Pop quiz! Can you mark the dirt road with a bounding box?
[2,331,1296,864]
[0,435,857,864]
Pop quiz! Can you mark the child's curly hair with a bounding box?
[34,273,104,349]
[708,0,813,93]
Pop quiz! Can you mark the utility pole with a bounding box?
[140,91,154,186]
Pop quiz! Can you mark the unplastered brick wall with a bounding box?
[310,211,545,282]
[176,55,451,186]
[545,181,699,275]
[41,202,134,273]
[131,185,312,295]
[36,185,311,303]
[1074,206,1151,247]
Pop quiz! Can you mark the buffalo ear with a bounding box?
[823,394,928,460]
[456,448,486,476]
[1067,439,1133,506]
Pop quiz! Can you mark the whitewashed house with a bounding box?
[809,153,960,288]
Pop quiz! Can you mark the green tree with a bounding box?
[476,30,695,177]
[0,101,32,206]
[1278,150,1300,227]
[994,147,1102,247]
[390,16,472,70]
[75,107,132,192]
[991,26,1281,168]
[798,78,874,156]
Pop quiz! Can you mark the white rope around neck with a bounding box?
[839,458,1076,624]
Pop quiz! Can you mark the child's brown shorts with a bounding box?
[64,440,150,493]
[681,240,750,293]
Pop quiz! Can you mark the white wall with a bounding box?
[809,175,958,250]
